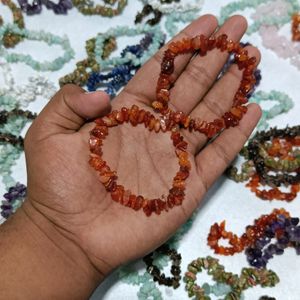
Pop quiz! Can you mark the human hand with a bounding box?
[17,14,261,298]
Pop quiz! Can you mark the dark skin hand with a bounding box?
[0,15,261,300]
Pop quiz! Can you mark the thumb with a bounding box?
[28,84,111,139]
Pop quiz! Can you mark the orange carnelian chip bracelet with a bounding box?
[153,34,256,137]
[89,34,257,216]
[246,174,300,202]
[207,208,290,255]
[89,106,190,217]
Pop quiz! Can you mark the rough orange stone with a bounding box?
[168,42,180,54]
[89,136,103,154]
[175,170,189,181]
[105,180,117,192]
[143,202,152,216]
[148,117,156,131]
[199,34,208,55]
[192,35,201,49]
[99,173,111,184]
[207,37,216,50]
[167,195,175,208]
[130,194,137,209]
[134,196,144,211]
[95,118,106,126]
[161,57,174,75]
[122,190,131,206]
[143,111,151,127]
[129,111,139,126]
[148,199,157,213]
[171,131,183,146]
[102,116,118,127]
[156,75,171,90]
[137,109,146,124]
[226,39,236,52]
[157,89,169,102]
[128,194,136,207]
[89,156,106,171]
[230,107,243,120]
[90,125,108,138]
[116,111,125,123]
[216,34,228,49]
[175,141,188,151]
[172,111,183,123]
[180,115,191,128]
[235,50,248,62]
[121,107,129,122]
[111,185,124,203]
[154,120,161,132]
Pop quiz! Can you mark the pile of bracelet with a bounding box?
[89,33,257,216]
[118,215,195,298]
[141,0,203,14]
[0,59,56,219]
[0,182,26,218]
[0,138,23,190]
[0,109,36,155]
[59,36,117,87]
[0,108,36,126]
[247,126,300,201]
[220,0,300,71]
[0,23,75,71]
[184,255,279,299]
[208,208,290,255]
[220,0,300,35]
[0,0,24,48]
[1,2,75,71]
[17,0,72,15]
[86,33,157,96]
[143,244,181,288]
[17,0,128,16]
[59,25,165,88]
[208,208,300,268]
[255,1,300,71]
[135,4,162,26]
[0,108,36,142]
[0,107,37,217]
[248,90,294,131]
[73,0,127,17]
[228,125,300,201]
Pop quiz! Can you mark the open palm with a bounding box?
[22,15,261,279]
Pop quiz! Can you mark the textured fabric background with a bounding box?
[0,0,300,299]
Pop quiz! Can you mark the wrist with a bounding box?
[0,201,102,299]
